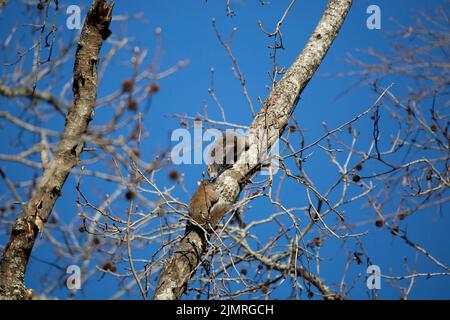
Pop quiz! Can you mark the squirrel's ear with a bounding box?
[244,137,250,150]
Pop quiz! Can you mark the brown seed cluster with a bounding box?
[375,219,384,228]
[122,80,134,93]
[128,99,138,111]
[102,261,117,273]
[168,169,180,181]
[125,189,136,200]
[148,82,160,94]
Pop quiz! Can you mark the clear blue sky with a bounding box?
[0,0,449,299]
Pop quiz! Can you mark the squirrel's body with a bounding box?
[206,132,249,179]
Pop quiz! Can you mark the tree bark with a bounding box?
[153,0,352,300]
[0,0,114,300]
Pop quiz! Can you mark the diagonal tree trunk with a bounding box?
[153,0,353,300]
[0,0,114,300]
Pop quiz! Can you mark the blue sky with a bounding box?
[0,0,449,299]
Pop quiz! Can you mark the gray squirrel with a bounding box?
[206,132,249,180]
[187,132,249,234]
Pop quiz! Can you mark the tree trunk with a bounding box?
[0,0,114,300]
